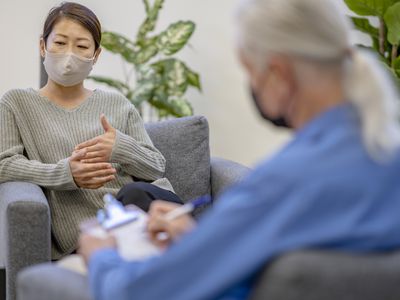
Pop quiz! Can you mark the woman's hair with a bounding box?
[42,2,102,51]
[236,0,400,161]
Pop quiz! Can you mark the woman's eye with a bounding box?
[55,41,66,45]
[78,45,89,49]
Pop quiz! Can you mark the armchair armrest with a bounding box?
[0,182,51,300]
[210,157,251,199]
[17,263,92,300]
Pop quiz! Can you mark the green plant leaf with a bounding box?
[185,67,201,91]
[87,75,130,93]
[351,17,379,38]
[130,65,160,106]
[149,81,193,118]
[344,0,399,17]
[384,3,400,45]
[101,31,137,64]
[164,59,188,96]
[156,108,170,119]
[149,95,193,117]
[168,97,193,116]
[134,44,159,65]
[143,0,150,14]
[157,21,195,55]
[137,0,164,45]
[392,55,400,77]
[371,35,381,51]
[131,81,156,106]
[151,59,189,96]
[153,85,168,102]
[152,58,202,93]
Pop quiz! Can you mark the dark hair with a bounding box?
[42,2,102,51]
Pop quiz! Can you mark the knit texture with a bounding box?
[0,88,173,259]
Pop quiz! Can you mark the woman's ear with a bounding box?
[93,47,102,65]
[39,38,46,58]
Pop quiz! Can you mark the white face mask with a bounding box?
[43,50,95,87]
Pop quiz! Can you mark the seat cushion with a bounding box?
[145,116,211,202]
[249,250,400,300]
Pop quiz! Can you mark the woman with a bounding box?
[0,2,181,260]
[78,0,400,299]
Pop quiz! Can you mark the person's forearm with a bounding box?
[0,155,77,190]
[111,130,166,180]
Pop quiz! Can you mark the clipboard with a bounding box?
[57,194,161,275]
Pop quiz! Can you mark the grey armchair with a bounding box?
[0,115,250,300]
[248,250,400,300]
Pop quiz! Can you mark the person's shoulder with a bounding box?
[1,88,34,100]
[0,88,36,108]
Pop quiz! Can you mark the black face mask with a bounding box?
[250,87,291,128]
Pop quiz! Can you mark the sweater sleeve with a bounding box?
[0,104,77,190]
[110,106,166,181]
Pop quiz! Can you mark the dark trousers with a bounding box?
[0,268,5,300]
[116,182,183,212]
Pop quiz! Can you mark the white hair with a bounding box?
[236,0,400,161]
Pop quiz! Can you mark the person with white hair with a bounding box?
[78,0,400,299]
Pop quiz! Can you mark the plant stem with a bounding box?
[392,44,398,68]
[143,0,150,14]
[379,18,385,57]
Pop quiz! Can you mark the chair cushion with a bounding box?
[249,250,400,300]
[145,116,211,202]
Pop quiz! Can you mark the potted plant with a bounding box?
[90,0,201,118]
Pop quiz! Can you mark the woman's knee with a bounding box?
[116,182,183,211]
[116,182,155,211]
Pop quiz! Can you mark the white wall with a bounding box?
[0,0,366,167]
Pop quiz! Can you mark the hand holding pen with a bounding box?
[147,195,211,248]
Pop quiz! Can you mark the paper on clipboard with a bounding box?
[57,204,161,275]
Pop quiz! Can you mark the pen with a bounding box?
[164,195,212,221]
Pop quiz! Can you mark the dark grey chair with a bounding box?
[249,250,400,300]
[0,115,250,300]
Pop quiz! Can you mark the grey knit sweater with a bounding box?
[0,88,173,259]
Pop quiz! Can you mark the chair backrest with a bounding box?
[145,116,211,202]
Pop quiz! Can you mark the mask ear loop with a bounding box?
[40,37,47,58]
[93,48,101,65]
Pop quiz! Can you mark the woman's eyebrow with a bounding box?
[54,34,90,41]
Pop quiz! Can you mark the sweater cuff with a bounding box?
[110,130,136,164]
[58,158,79,190]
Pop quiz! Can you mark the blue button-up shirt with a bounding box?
[89,103,400,300]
